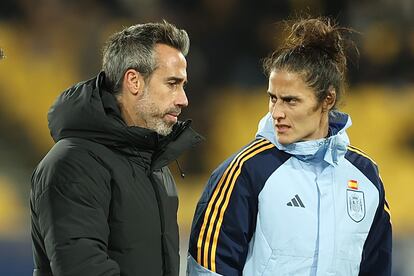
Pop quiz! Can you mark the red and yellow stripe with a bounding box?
[348,179,358,190]
[196,139,274,272]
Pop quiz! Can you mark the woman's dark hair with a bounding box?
[263,17,358,109]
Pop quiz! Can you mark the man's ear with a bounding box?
[323,87,337,111]
[123,69,145,96]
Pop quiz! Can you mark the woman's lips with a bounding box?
[276,124,290,133]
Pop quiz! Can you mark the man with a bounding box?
[31,21,203,276]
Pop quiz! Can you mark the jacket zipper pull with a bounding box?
[175,160,185,178]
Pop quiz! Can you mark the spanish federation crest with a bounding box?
[347,190,365,222]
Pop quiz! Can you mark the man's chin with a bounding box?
[153,122,174,136]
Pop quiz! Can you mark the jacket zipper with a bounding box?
[147,169,167,276]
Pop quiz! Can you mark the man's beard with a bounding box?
[135,89,179,136]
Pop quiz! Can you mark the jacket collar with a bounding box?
[151,120,204,170]
[48,72,204,167]
[256,111,351,166]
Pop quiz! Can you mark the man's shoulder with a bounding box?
[32,138,113,189]
[41,138,104,167]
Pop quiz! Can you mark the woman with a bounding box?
[187,17,391,276]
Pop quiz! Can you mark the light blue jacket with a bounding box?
[188,111,391,276]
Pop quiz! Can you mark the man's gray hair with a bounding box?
[102,20,190,94]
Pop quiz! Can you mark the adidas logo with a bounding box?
[287,194,305,208]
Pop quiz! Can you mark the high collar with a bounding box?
[48,71,204,166]
[256,111,351,166]
[151,120,204,170]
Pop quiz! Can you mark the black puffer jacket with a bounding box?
[30,72,203,276]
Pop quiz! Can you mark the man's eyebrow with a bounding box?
[166,76,185,82]
[166,77,188,86]
[267,91,276,97]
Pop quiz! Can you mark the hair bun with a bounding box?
[282,17,354,75]
[263,16,359,110]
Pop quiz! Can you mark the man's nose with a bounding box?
[175,87,188,108]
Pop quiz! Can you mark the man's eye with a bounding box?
[269,95,277,103]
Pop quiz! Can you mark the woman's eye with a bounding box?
[285,98,297,104]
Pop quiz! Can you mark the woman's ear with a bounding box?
[323,87,337,111]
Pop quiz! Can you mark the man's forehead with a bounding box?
[154,44,185,60]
